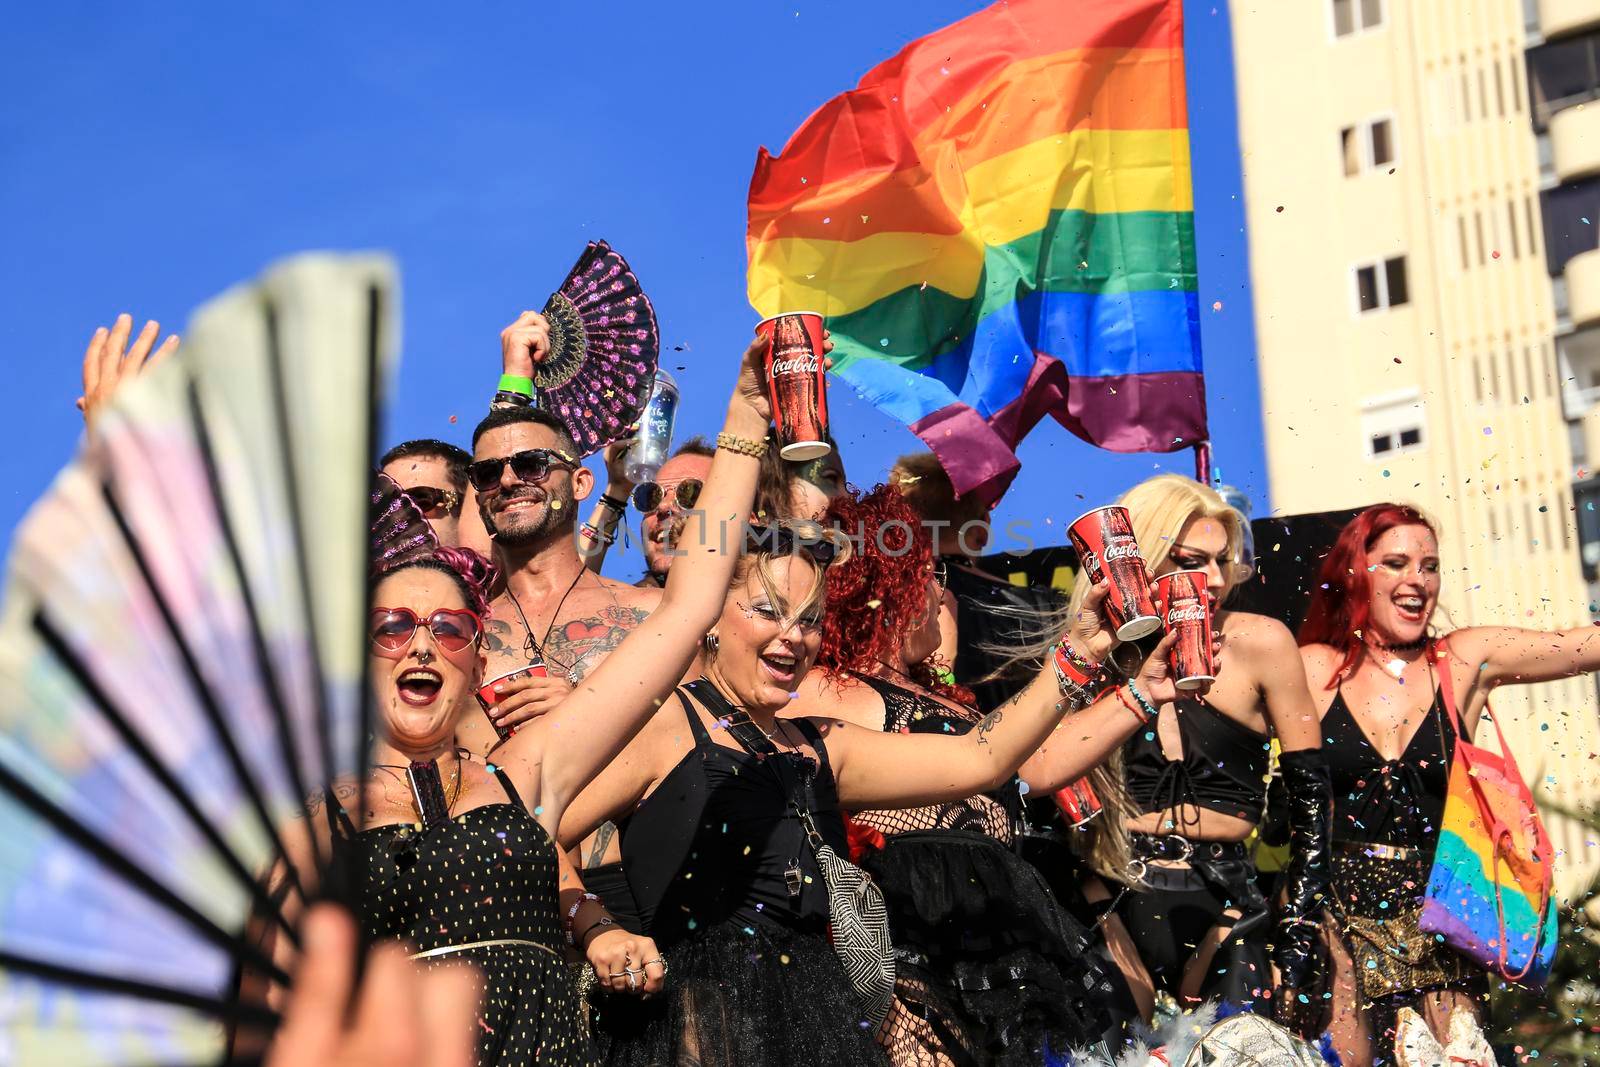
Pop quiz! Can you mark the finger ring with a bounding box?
[645,957,666,967]
[608,970,627,978]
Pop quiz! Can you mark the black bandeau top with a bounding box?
[1123,698,1271,824]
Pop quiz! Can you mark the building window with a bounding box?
[1356,256,1409,312]
[1527,196,1541,259]
[1341,117,1396,175]
[1526,31,1600,131]
[1472,355,1484,404]
[1333,0,1382,37]
[1370,119,1394,167]
[1463,68,1474,122]
[1524,345,1537,399]
[1508,343,1520,399]
[1475,211,1487,266]
[1458,215,1470,271]
[1385,256,1409,305]
[1508,201,1521,259]
[1495,61,1507,118]
[1361,390,1426,459]
[1512,55,1524,114]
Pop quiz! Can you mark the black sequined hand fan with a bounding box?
[534,240,659,456]
[0,253,397,1064]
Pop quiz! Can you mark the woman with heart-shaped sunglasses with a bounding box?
[253,333,784,1067]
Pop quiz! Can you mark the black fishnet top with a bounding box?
[849,673,1018,843]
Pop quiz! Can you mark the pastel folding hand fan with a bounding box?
[0,253,398,1065]
[533,240,659,456]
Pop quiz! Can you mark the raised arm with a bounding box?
[509,337,776,817]
[1448,624,1600,690]
[825,582,1176,811]
[1017,631,1180,795]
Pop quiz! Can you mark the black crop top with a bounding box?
[1123,698,1271,824]
[616,683,847,947]
[1322,687,1455,847]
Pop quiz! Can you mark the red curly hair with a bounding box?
[817,485,973,707]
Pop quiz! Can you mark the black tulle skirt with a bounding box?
[859,830,1117,1065]
[595,917,888,1067]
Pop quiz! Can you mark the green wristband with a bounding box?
[498,373,534,396]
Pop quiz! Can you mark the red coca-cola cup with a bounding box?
[1067,505,1160,641]
[1154,570,1215,692]
[755,311,831,461]
[1052,776,1103,828]
[475,661,549,741]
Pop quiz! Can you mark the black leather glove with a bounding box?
[1274,747,1332,991]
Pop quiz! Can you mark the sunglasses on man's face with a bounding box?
[633,478,703,513]
[467,448,578,493]
[369,607,484,657]
[744,524,840,566]
[404,485,462,517]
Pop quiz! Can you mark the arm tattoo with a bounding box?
[584,821,619,868]
[975,709,1002,745]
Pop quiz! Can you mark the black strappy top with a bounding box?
[1322,686,1456,847]
[1122,698,1272,824]
[616,682,848,947]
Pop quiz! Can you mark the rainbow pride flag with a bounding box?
[747,0,1203,505]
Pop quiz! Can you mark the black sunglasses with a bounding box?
[467,448,577,492]
[403,485,462,516]
[632,478,703,513]
[744,524,840,566]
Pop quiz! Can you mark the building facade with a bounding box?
[1229,0,1600,892]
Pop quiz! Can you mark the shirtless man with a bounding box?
[467,312,664,899]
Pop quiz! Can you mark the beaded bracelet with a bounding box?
[1124,680,1159,724]
[1052,638,1103,687]
[565,892,603,946]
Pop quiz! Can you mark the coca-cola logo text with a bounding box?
[1166,603,1207,626]
[1102,537,1142,563]
[771,356,820,377]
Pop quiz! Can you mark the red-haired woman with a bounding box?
[1298,503,1600,1064]
[788,486,1178,1064]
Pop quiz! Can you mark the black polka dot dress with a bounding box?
[353,769,593,1067]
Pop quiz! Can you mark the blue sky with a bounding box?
[0,0,1265,576]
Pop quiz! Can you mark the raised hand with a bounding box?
[266,905,478,1067]
[1131,630,1184,706]
[602,436,637,493]
[731,328,832,426]
[500,310,552,378]
[1065,579,1118,664]
[78,314,180,425]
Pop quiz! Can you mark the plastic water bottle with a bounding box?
[626,370,679,486]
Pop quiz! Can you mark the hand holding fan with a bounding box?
[0,254,396,1064]
[532,240,658,456]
